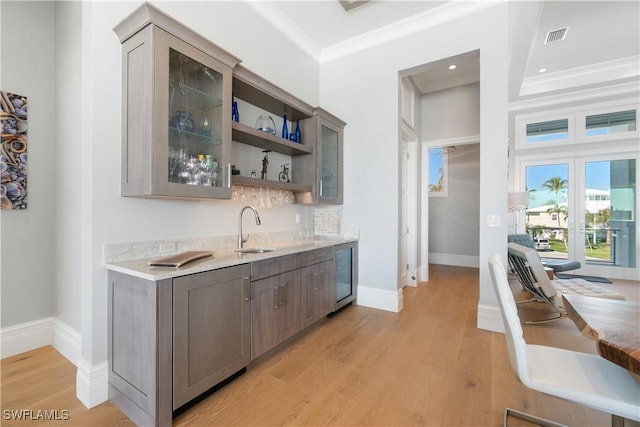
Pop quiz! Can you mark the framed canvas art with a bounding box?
[1,91,28,209]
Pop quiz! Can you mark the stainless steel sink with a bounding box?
[235,247,276,254]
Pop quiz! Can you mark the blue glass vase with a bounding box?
[294,120,301,143]
[282,114,289,139]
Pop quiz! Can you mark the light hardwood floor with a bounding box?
[2,264,638,426]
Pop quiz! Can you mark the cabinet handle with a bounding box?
[279,284,287,305]
[243,276,250,301]
[226,163,232,189]
[273,287,279,309]
[319,179,323,196]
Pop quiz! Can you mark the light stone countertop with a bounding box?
[104,236,357,281]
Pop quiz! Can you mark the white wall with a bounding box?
[1,1,57,327]
[319,5,509,324]
[422,83,480,142]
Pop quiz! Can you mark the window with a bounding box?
[585,109,636,136]
[515,99,639,150]
[526,119,569,143]
[428,147,449,196]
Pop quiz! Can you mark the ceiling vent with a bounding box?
[544,27,569,44]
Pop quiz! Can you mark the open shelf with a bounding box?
[232,122,313,156]
[232,65,314,121]
[232,175,312,193]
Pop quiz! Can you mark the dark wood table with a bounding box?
[562,294,640,375]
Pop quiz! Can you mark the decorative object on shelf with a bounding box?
[1,90,28,210]
[294,120,301,144]
[250,170,257,178]
[260,150,270,179]
[231,93,239,122]
[279,164,291,183]
[231,165,241,175]
[201,117,211,137]
[170,110,195,132]
[282,114,289,139]
[255,115,276,135]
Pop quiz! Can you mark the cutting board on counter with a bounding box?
[148,251,213,268]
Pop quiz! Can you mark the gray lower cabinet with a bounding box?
[108,263,250,426]
[250,270,301,359]
[300,259,334,329]
[173,265,251,409]
[108,243,355,426]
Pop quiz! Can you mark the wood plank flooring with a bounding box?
[2,264,637,426]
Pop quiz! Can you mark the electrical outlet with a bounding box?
[159,241,176,253]
[295,213,301,224]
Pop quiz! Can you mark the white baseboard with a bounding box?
[357,286,403,313]
[1,317,81,367]
[52,318,81,365]
[477,304,504,333]
[0,317,53,359]
[76,358,109,409]
[429,253,479,268]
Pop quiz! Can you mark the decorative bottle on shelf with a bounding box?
[231,93,239,122]
[282,114,289,139]
[294,120,301,144]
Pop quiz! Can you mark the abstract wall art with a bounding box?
[1,91,28,209]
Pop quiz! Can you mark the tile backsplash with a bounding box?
[314,206,341,235]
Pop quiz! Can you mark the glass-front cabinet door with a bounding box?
[315,109,344,204]
[155,29,232,199]
[116,10,239,199]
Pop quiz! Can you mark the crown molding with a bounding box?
[509,80,640,112]
[519,55,640,97]
[320,0,507,63]
[247,0,507,64]
[246,1,321,61]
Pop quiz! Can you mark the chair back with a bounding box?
[488,253,530,383]
[507,234,536,249]
[507,243,557,299]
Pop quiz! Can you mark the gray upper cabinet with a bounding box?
[114,4,240,199]
[295,108,345,205]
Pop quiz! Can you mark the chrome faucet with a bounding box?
[238,205,261,249]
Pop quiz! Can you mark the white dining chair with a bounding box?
[488,253,640,427]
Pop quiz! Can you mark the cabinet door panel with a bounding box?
[278,271,301,343]
[300,265,318,329]
[251,276,280,359]
[173,265,250,409]
[316,260,334,318]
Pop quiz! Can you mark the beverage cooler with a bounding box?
[334,242,358,311]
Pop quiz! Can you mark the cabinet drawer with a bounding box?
[299,247,333,267]
[251,254,299,281]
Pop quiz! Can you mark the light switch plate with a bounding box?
[487,215,501,227]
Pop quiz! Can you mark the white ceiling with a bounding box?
[249,0,640,101]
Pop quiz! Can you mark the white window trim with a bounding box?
[515,98,639,150]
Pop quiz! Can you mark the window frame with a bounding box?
[515,98,638,150]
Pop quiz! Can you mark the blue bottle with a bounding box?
[294,120,301,143]
[282,114,289,139]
